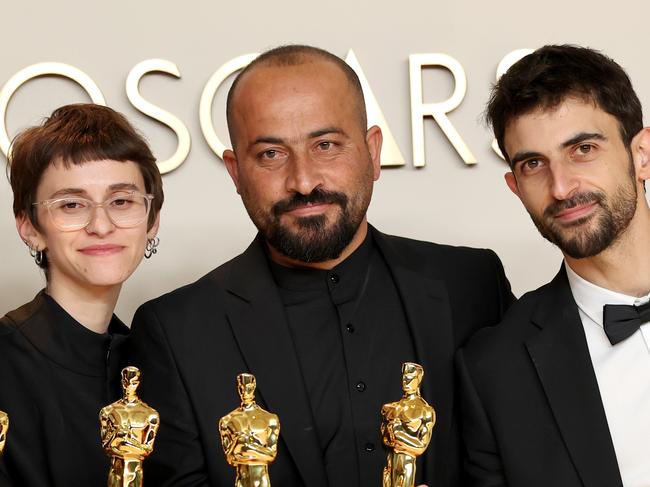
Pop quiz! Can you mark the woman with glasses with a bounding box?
[0,104,163,486]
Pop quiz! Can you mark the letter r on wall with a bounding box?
[409,54,476,167]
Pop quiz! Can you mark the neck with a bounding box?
[267,219,369,270]
[565,199,650,297]
[124,392,137,403]
[46,274,121,334]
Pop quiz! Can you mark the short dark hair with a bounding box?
[226,44,367,151]
[486,44,643,166]
[9,103,164,269]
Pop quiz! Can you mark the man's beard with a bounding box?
[529,183,637,259]
[247,187,370,263]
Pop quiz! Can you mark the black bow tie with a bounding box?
[602,301,650,345]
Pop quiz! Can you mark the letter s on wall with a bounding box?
[126,59,191,174]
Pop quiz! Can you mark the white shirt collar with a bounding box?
[564,261,650,328]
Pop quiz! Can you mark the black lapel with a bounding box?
[372,228,455,484]
[525,268,623,487]
[223,235,327,486]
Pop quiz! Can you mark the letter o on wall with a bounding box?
[0,62,105,158]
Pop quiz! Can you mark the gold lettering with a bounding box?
[0,63,105,157]
[199,54,259,159]
[345,50,405,167]
[409,54,475,167]
[126,59,191,174]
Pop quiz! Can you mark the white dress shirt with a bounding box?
[565,262,650,487]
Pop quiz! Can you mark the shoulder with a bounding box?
[136,253,241,313]
[373,228,510,306]
[0,292,47,339]
[373,228,503,279]
[461,280,554,362]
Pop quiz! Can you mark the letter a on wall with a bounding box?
[345,50,406,167]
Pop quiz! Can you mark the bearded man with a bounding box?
[127,44,513,487]
[458,45,650,487]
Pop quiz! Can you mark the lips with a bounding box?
[78,244,124,256]
[285,202,333,216]
[554,201,598,223]
[544,191,604,225]
[272,188,348,217]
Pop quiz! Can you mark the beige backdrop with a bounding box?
[1,0,648,322]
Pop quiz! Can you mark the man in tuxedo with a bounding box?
[458,44,650,487]
[127,44,513,487]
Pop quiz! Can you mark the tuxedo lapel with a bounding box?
[373,229,455,484]
[525,268,623,487]
[223,236,326,486]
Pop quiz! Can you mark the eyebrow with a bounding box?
[308,127,345,138]
[560,132,606,148]
[249,127,347,149]
[108,183,140,192]
[251,136,285,147]
[48,183,140,199]
[509,132,607,168]
[510,151,543,168]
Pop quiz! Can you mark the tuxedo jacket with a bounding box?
[457,267,624,487]
[127,227,514,487]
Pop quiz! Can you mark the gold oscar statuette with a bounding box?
[219,373,280,487]
[99,366,160,487]
[0,410,8,454]
[381,362,436,487]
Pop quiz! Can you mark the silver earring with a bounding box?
[26,243,44,266]
[144,236,160,259]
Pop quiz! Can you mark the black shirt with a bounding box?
[0,291,129,487]
[269,232,416,486]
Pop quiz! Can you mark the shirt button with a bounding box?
[329,273,340,284]
[356,381,366,392]
[346,323,355,333]
[364,442,375,452]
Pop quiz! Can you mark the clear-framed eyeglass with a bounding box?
[33,191,154,231]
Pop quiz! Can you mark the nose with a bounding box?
[549,159,580,201]
[285,150,324,195]
[85,205,116,236]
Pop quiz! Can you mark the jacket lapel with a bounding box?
[373,228,455,484]
[525,268,623,487]
[223,235,327,486]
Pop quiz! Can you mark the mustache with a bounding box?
[272,188,348,217]
[543,191,604,219]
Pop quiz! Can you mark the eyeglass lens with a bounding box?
[48,194,150,230]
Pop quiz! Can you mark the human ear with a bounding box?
[223,149,241,194]
[504,171,521,197]
[16,213,46,251]
[366,125,383,181]
[631,127,650,182]
[147,212,161,239]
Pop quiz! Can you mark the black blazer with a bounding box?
[457,268,623,487]
[0,292,128,487]
[127,227,513,487]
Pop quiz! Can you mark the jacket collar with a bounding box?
[526,268,623,487]
[371,226,455,485]
[222,234,328,486]
[6,290,128,377]
[223,227,455,485]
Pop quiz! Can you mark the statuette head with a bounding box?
[401,362,424,394]
[237,373,257,404]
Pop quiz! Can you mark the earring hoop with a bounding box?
[144,236,160,259]
[26,243,44,266]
